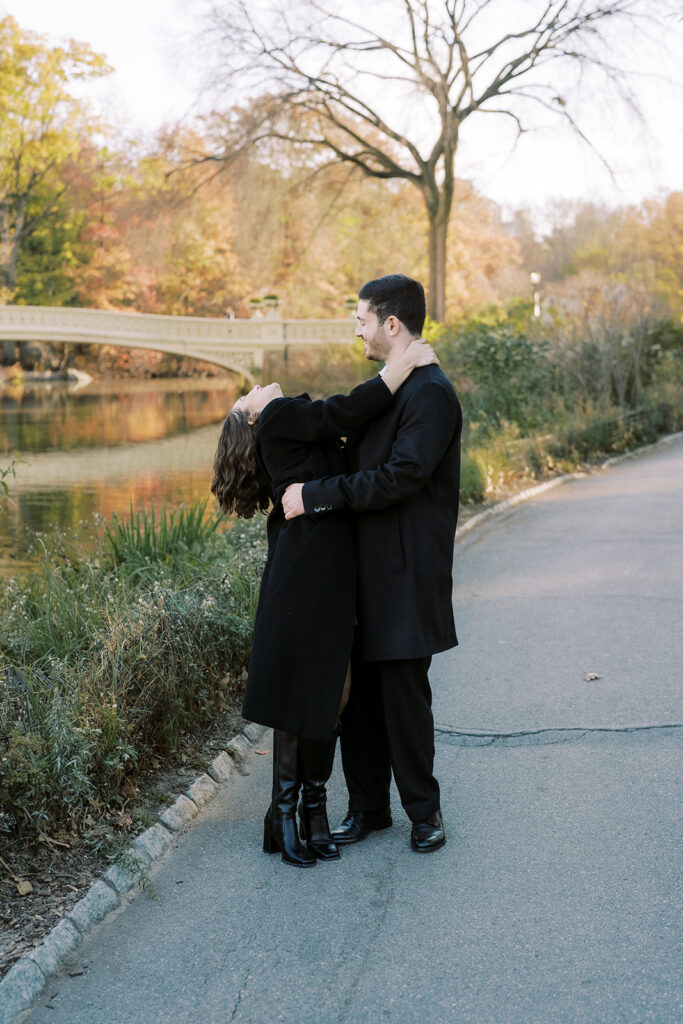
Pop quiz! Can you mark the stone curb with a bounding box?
[159,794,199,832]
[206,750,235,783]
[455,430,682,544]
[224,734,253,773]
[456,475,571,540]
[0,721,268,1023]
[64,880,120,936]
[186,773,219,808]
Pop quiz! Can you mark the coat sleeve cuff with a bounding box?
[302,481,344,516]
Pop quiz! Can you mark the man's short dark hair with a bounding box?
[359,274,426,337]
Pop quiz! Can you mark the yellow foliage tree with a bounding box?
[0,16,110,296]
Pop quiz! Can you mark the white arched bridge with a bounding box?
[0,305,356,382]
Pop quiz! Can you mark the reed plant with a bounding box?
[103,500,223,578]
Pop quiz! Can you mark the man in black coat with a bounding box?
[283,274,461,852]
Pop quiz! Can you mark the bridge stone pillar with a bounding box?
[2,340,16,364]
[252,320,286,371]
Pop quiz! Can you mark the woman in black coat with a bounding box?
[210,342,435,868]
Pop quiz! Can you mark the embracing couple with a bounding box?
[211,274,462,867]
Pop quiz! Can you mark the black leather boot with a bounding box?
[263,730,316,868]
[297,736,340,861]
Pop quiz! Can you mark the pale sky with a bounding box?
[5,0,682,226]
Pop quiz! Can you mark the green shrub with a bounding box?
[460,453,486,503]
[0,505,267,838]
[550,404,679,462]
[460,323,553,432]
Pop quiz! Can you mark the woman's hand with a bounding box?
[382,340,439,394]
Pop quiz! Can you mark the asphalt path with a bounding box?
[22,437,683,1024]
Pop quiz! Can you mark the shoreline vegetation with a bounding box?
[0,505,266,843]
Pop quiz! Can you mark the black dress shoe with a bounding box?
[410,810,446,853]
[330,808,392,845]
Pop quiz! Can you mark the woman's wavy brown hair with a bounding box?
[211,410,271,518]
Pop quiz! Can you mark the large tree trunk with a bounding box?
[423,154,454,323]
[427,211,448,323]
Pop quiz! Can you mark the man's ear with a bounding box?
[385,315,400,336]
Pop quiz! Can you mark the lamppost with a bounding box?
[530,272,542,319]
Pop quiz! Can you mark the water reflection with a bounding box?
[0,379,238,575]
[0,378,238,454]
[0,468,218,574]
[0,355,370,577]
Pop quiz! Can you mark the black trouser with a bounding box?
[339,655,440,823]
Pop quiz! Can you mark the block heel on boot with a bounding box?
[262,817,278,854]
[298,736,340,861]
[265,732,316,869]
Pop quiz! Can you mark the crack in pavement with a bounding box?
[227,966,251,1024]
[335,851,398,1024]
[434,722,683,747]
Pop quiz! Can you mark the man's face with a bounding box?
[356,299,392,362]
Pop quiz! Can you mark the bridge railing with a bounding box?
[0,306,358,379]
[0,305,356,348]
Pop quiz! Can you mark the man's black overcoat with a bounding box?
[302,364,462,662]
[241,376,393,741]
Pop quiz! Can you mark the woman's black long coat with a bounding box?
[241,376,393,742]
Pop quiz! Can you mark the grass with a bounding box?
[104,500,222,577]
[0,457,25,503]
[0,506,267,840]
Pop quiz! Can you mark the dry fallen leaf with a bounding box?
[255,749,270,756]
[16,879,33,896]
[584,672,602,681]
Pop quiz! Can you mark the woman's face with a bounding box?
[232,382,283,420]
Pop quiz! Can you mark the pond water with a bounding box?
[0,377,240,576]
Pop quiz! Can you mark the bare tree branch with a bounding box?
[198,0,677,319]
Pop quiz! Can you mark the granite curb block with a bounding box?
[455,430,682,544]
[159,794,199,832]
[26,920,81,980]
[186,773,219,808]
[0,722,267,1023]
[243,722,266,743]
[0,961,45,1024]
[132,822,174,861]
[206,750,235,783]
[224,734,253,773]
[64,880,120,936]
